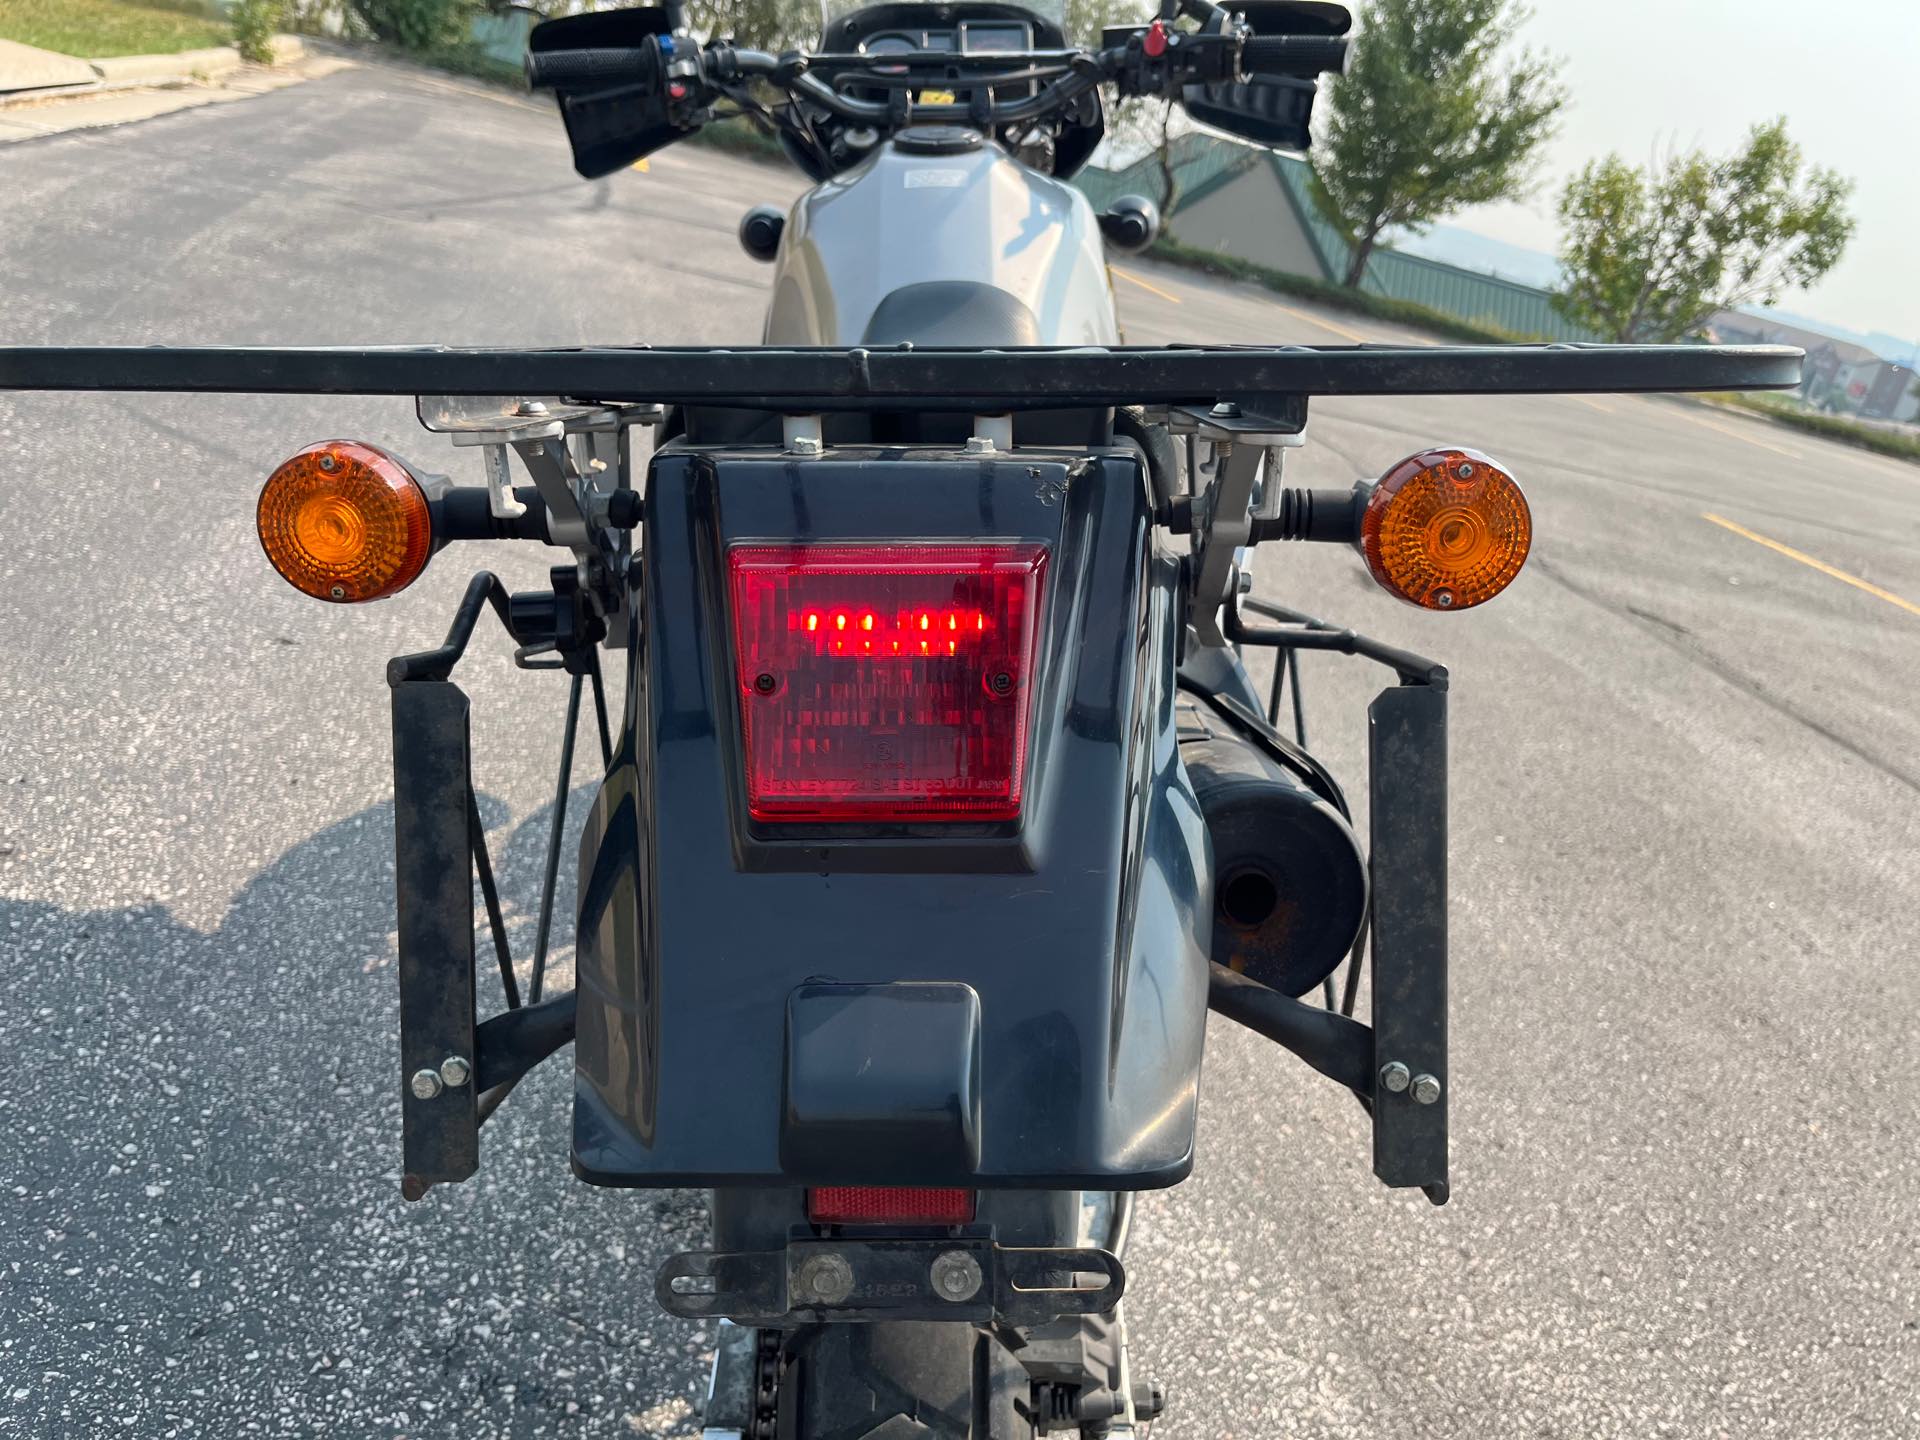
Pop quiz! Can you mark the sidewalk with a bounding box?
[0,35,343,144]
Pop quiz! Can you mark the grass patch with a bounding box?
[0,0,231,58]
[1709,391,1920,465]
[1148,233,1539,346]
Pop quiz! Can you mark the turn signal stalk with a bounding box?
[1358,448,1530,610]
[257,440,435,602]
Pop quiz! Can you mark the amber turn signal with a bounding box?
[1360,448,1531,611]
[256,441,433,603]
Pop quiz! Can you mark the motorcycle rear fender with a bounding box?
[570,446,1212,1189]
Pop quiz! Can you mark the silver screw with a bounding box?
[1456,462,1474,479]
[1379,1061,1411,1094]
[789,435,823,458]
[930,1250,983,1303]
[1411,1073,1443,1105]
[1432,589,1456,608]
[408,1068,443,1101]
[328,584,347,601]
[317,453,337,472]
[793,1252,854,1307]
[439,1055,471,1088]
[516,399,550,417]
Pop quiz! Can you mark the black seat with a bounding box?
[862,282,1042,347]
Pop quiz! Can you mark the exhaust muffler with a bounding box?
[1180,706,1368,998]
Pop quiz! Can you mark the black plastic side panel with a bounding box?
[571,448,1211,1188]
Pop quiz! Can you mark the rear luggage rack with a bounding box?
[0,341,1803,410]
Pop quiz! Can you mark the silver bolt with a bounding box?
[317,453,337,472]
[789,435,823,458]
[328,584,347,601]
[408,1068,443,1101]
[963,435,996,455]
[1432,588,1456,608]
[793,1252,854,1307]
[1411,1073,1443,1105]
[439,1055,471,1088]
[1379,1061,1411,1094]
[930,1250,983,1303]
[1456,462,1474,479]
[516,399,550,417]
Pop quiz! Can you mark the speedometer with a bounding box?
[862,33,917,56]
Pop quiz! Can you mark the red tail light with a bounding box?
[807,1187,977,1226]
[728,543,1048,823]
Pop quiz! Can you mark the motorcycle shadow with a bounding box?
[0,790,714,1434]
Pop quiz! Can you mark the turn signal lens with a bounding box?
[1360,448,1530,610]
[257,441,433,603]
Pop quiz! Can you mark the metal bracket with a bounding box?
[658,1239,1124,1327]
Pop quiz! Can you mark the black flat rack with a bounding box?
[0,342,1803,408]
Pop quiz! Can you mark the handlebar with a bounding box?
[524,46,655,89]
[526,28,1349,129]
[1239,34,1350,79]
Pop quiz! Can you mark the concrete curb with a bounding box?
[0,35,304,107]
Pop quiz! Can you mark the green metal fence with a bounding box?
[1074,139,1601,342]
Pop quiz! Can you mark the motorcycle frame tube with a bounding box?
[569,444,1213,1189]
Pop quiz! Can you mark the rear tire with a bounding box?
[779,1323,1032,1440]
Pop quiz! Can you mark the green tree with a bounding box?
[1553,119,1855,343]
[232,0,285,63]
[1315,0,1564,288]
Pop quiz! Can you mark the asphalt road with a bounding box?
[2,61,1916,1440]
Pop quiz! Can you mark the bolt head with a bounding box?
[1411,1073,1443,1105]
[1379,1061,1411,1094]
[793,1252,854,1307]
[930,1250,983,1303]
[963,435,995,455]
[408,1068,444,1101]
[439,1055,471,1088]
[516,399,550,417]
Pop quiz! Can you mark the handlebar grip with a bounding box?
[524,46,656,90]
[1240,34,1350,78]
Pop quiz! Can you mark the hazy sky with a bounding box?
[1454,0,1917,342]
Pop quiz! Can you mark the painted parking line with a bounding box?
[1682,409,1802,460]
[1110,266,1183,304]
[1702,512,1920,618]
[1269,302,1370,345]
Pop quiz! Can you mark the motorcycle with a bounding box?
[0,0,1802,1433]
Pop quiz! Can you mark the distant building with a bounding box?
[1709,311,1919,421]
[1073,133,1598,342]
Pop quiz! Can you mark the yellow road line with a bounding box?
[1702,512,1920,618]
[1272,302,1369,344]
[1110,267,1183,304]
[1683,409,1802,459]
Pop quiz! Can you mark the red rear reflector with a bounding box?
[807,1187,976,1225]
[728,543,1048,822]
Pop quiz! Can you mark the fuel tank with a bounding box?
[763,129,1120,347]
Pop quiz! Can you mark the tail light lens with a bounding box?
[1360,448,1530,610]
[807,1187,976,1226]
[728,543,1048,823]
[257,440,433,603]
